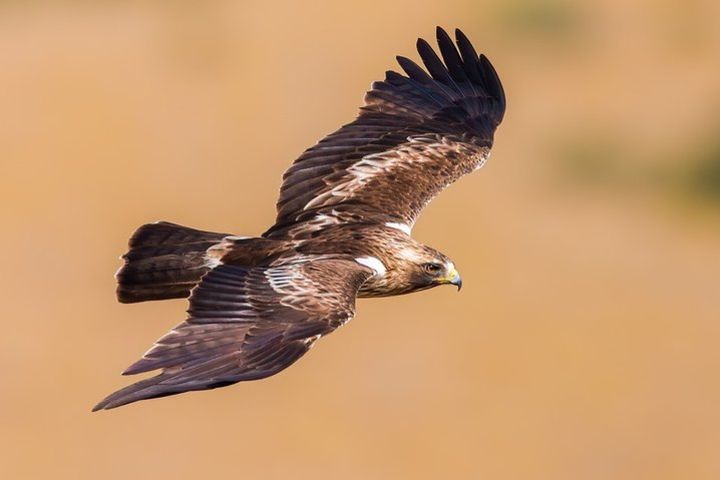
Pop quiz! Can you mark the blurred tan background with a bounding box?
[1,1,719,479]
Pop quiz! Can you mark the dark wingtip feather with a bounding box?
[92,373,184,411]
[435,26,466,81]
[92,383,142,411]
[396,55,433,83]
[416,37,453,84]
[122,359,152,376]
[454,29,483,84]
[479,54,506,109]
[454,29,478,59]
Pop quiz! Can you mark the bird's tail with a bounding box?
[115,221,230,303]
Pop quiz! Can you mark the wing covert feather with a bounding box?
[267,27,505,236]
[93,257,373,410]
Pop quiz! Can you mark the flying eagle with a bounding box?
[94,27,505,411]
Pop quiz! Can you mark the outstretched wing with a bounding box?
[94,257,373,410]
[266,27,505,237]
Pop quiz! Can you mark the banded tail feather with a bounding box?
[115,222,230,303]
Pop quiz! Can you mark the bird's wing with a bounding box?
[266,27,505,238]
[94,257,373,410]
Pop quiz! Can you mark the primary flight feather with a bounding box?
[94,27,505,411]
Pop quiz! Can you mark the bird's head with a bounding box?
[400,245,462,292]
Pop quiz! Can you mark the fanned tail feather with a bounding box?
[115,222,230,303]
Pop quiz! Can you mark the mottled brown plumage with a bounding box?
[94,27,505,411]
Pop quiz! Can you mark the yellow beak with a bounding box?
[442,267,462,291]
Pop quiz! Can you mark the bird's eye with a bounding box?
[422,263,443,274]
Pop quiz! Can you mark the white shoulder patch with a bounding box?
[385,222,412,235]
[355,256,387,277]
[204,256,222,268]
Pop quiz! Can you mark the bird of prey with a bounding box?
[94,27,505,411]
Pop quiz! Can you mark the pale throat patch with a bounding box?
[354,256,387,277]
[384,222,412,235]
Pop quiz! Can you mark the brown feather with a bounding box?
[267,28,504,235]
[94,258,373,410]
